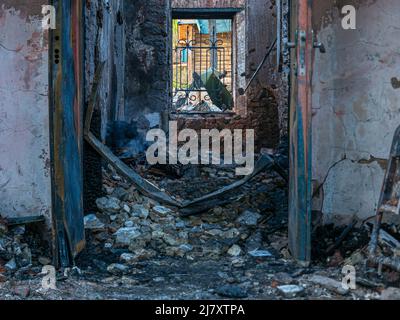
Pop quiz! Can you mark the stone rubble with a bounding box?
[88,165,282,265]
[380,287,400,300]
[0,164,399,300]
[0,225,33,273]
[237,210,262,227]
[308,275,349,296]
[84,214,106,230]
[277,285,305,298]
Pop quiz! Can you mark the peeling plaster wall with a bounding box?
[0,3,51,219]
[312,0,400,222]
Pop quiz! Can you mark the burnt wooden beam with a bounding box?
[369,255,400,273]
[325,218,357,255]
[84,61,106,138]
[5,216,45,227]
[180,197,240,216]
[85,132,181,207]
[182,154,275,208]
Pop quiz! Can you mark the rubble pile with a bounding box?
[312,223,371,266]
[0,223,54,298]
[71,163,399,299]
[0,225,32,274]
[309,220,400,295]
[1,163,399,299]
[84,163,287,271]
[0,218,52,290]
[176,99,223,113]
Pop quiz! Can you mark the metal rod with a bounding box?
[239,37,277,96]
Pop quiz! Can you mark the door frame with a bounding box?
[49,0,85,267]
[288,0,313,266]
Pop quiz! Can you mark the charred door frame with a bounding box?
[49,0,85,267]
[288,0,313,265]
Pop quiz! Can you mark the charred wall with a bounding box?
[84,0,125,211]
[124,0,171,128]
[245,0,289,149]
[83,0,290,200]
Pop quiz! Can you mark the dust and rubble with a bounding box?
[0,161,399,300]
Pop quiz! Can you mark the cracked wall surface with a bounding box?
[312,0,400,222]
[0,3,51,220]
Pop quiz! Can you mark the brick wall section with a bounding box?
[244,0,289,148]
[172,0,289,150]
[174,85,279,151]
[171,0,246,8]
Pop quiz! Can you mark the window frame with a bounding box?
[170,8,245,116]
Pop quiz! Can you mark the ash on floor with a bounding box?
[0,164,399,300]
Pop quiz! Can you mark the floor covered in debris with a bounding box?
[1,161,400,300]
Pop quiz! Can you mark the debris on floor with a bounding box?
[87,162,288,263]
[0,162,398,300]
[176,99,223,113]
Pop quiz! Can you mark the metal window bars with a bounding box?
[172,23,233,113]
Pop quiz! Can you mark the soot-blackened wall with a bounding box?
[124,0,171,128]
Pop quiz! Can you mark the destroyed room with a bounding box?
[0,0,400,304]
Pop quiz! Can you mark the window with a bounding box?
[172,18,234,113]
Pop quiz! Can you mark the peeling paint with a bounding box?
[357,155,387,170]
[0,3,51,220]
[312,0,400,220]
[1,1,45,20]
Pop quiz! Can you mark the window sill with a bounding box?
[170,111,236,119]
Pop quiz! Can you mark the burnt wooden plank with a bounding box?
[6,216,46,227]
[86,132,182,207]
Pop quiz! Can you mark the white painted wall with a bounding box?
[312,0,400,222]
[0,5,51,219]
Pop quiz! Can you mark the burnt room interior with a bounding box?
[1,0,400,300]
